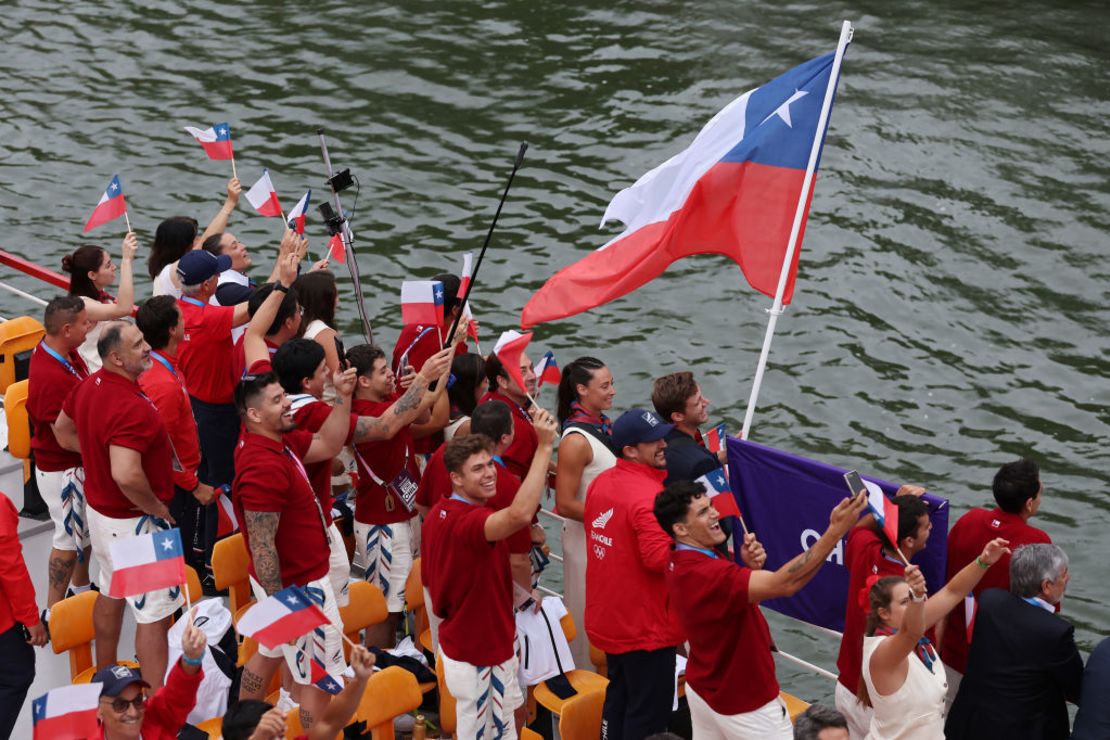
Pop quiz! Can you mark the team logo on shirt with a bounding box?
[991,519,1001,528]
[591,508,614,529]
[439,510,447,519]
[593,544,606,560]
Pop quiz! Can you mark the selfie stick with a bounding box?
[317,128,374,345]
[445,142,528,345]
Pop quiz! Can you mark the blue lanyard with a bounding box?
[149,351,176,377]
[492,455,506,467]
[675,543,719,559]
[1022,596,1053,613]
[180,296,205,307]
[450,493,477,506]
[39,342,84,380]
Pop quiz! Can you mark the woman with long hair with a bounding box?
[294,270,341,371]
[62,233,138,371]
[859,537,1009,739]
[445,352,487,441]
[149,177,241,297]
[554,355,617,667]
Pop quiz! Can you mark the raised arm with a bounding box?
[483,409,557,542]
[923,538,1009,629]
[307,645,376,740]
[108,445,174,523]
[83,234,139,321]
[351,348,453,443]
[198,177,241,244]
[243,251,300,367]
[867,564,928,697]
[243,510,282,596]
[304,367,358,464]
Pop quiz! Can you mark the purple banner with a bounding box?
[726,437,949,633]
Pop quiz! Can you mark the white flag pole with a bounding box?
[740,20,854,440]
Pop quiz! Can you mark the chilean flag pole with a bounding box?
[107,527,187,599]
[32,683,103,739]
[83,175,130,233]
[237,585,330,650]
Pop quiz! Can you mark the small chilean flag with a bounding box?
[706,423,727,454]
[401,280,445,326]
[83,175,128,233]
[535,350,561,387]
[458,251,474,299]
[964,594,977,643]
[107,528,187,599]
[311,657,343,695]
[32,683,103,739]
[328,233,347,264]
[246,170,283,217]
[237,585,329,650]
[184,122,234,160]
[863,479,900,551]
[493,330,533,396]
[216,488,239,538]
[695,467,742,519]
[287,190,312,234]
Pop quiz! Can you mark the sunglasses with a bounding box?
[105,694,146,713]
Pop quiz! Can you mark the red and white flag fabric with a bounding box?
[237,585,330,650]
[864,479,900,550]
[535,350,561,387]
[287,190,311,235]
[401,280,445,326]
[184,122,234,160]
[245,170,283,217]
[493,330,533,397]
[328,233,347,264]
[32,683,103,740]
[695,467,742,519]
[216,489,239,538]
[458,251,474,299]
[964,594,977,643]
[106,528,187,599]
[311,657,343,695]
[83,175,128,233]
[521,51,844,327]
[706,423,727,454]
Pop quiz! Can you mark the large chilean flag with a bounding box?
[32,683,103,739]
[521,51,843,328]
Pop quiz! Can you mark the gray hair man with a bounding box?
[794,704,849,740]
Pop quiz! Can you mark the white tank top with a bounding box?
[861,634,948,739]
[560,426,616,504]
[303,319,329,341]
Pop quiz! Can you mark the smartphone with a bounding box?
[334,336,347,370]
[398,349,411,374]
[843,470,867,498]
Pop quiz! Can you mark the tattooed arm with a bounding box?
[350,347,454,443]
[244,510,283,596]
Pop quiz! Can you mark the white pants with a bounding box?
[835,680,873,740]
[36,466,89,553]
[561,519,590,669]
[943,661,963,713]
[87,507,183,624]
[441,649,523,740]
[354,518,414,612]
[326,522,351,608]
[249,575,346,685]
[423,586,442,655]
[687,685,792,739]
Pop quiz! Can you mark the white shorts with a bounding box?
[327,522,351,608]
[353,518,414,612]
[834,680,873,740]
[687,685,792,739]
[36,467,89,553]
[87,506,184,624]
[441,649,524,740]
[249,575,346,685]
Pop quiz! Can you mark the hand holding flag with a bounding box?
[83,175,129,233]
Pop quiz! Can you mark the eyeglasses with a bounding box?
[105,695,146,713]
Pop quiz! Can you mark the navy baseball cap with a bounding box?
[92,663,150,697]
[612,408,674,450]
[177,250,231,286]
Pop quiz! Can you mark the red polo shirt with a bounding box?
[478,391,537,479]
[667,547,778,714]
[232,335,280,387]
[62,370,175,518]
[0,492,40,634]
[423,496,514,665]
[941,506,1052,673]
[291,398,357,523]
[836,526,905,692]
[138,352,201,492]
[584,459,683,654]
[177,297,236,404]
[350,396,419,526]
[27,342,88,472]
[233,429,330,586]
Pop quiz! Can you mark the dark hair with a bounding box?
[793,704,848,740]
[651,371,698,423]
[448,353,486,417]
[346,343,386,377]
[135,296,179,351]
[892,495,929,546]
[654,480,706,538]
[44,294,87,335]
[248,283,299,337]
[96,320,129,360]
[556,356,607,424]
[273,339,326,395]
[149,216,199,279]
[201,232,226,257]
[993,458,1041,514]
[295,271,338,331]
[471,400,513,441]
[235,371,280,416]
[484,351,509,389]
[221,700,274,740]
[62,244,107,300]
[444,433,494,474]
[432,272,462,318]
[858,575,907,707]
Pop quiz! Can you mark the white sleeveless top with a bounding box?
[861,634,947,739]
[303,319,329,341]
[153,262,182,299]
[76,295,109,372]
[561,426,617,504]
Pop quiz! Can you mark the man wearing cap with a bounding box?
[583,408,685,739]
[92,619,206,739]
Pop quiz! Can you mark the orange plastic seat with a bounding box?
[558,685,606,740]
[356,665,423,738]
[781,690,810,722]
[185,565,203,606]
[0,317,44,395]
[532,611,610,716]
[435,650,457,735]
[49,590,139,682]
[404,557,429,638]
[521,729,543,740]
[589,643,608,677]
[194,716,222,738]
[338,580,389,660]
[4,379,31,459]
[212,533,253,618]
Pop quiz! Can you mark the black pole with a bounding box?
[446,142,528,345]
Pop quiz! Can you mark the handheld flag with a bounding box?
[287,190,312,234]
[237,585,330,650]
[245,170,283,217]
[535,350,561,387]
[216,488,239,538]
[311,657,343,695]
[401,280,445,326]
[493,330,534,397]
[706,423,727,454]
[32,683,103,740]
[328,233,347,264]
[83,175,128,233]
[695,467,742,520]
[964,594,976,643]
[184,122,234,160]
[458,251,474,299]
[863,479,901,554]
[522,49,844,327]
[106,527,187,599]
